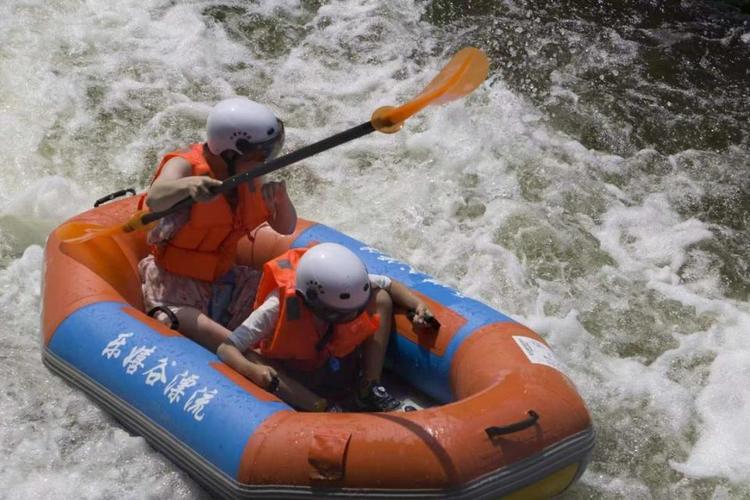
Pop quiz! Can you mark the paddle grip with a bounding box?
[141,121,376,225]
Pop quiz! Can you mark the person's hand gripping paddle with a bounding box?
[60,47,490,244]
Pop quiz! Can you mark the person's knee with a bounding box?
[174,306,200,323]
[172,306,230,352]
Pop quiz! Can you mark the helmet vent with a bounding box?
[267,128,275,136]
[235,139,254,154]
[363,283,370,291]
[306,280,325,298]
[339,293,350,300]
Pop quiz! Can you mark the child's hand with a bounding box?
[411,302,434,327]
[250,364,279,392]
[183,175,222,202]
[261,180,288,220]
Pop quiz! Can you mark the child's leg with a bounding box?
[141,255,230,352]
[243,350,329,412]
[361,288,393,384]
[356,289,401,411]
[173,306,231,353]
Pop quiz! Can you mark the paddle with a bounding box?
[61,47,489,244]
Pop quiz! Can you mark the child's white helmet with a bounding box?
[206,97,284,158]
[295,243,372,322]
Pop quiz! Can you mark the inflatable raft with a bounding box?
[42,195,594,499]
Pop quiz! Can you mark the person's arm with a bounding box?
[216,293,329,411]
[380,277,435,327]
[261,180,297,235]
[217,292,280,386]
[145,157,222,212]
[218,342,327,411]
[217,341,278,388]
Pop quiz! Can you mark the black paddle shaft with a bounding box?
[141,121,376,225]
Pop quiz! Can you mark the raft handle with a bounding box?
[94,188,136,207]
[485,410,539,438]
[147,306,180,331]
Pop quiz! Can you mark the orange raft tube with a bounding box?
[42,196,594,499]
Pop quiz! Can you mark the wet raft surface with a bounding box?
[2,0,749,497]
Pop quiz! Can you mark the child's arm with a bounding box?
[145,157,222,212]
[217,293,280,388]
[384,279,435,328]
[217,341,278,387]
[261,180,297,235]
[216,293,328,411]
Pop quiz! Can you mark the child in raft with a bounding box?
[217,242,435,412]
[140,97,296,351]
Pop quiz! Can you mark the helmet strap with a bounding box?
[227,159,237,177]
[315,323,335,352]
[220,151,239,177]
[296,289,332,327]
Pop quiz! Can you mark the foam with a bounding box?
[595,193,714,275]
[2,0,749,497]
[672,340,750,482]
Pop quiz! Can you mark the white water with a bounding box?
[2,0,749,498]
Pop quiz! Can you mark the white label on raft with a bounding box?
[513,336,567,374]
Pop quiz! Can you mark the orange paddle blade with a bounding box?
[59,211,153,244]
[371,47,489,132]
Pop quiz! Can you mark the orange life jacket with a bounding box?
[254,248,380,370]
[147,144,269,282]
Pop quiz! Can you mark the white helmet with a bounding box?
[295,243,372,323]
[206,97,285,158]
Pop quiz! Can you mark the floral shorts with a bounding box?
[138,255,261,330]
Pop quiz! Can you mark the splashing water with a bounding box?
[2,0,749,498]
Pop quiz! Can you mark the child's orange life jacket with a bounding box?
[147,143,269,282]
[254,248,380,370]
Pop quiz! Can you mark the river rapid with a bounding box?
[1,0,749,498]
